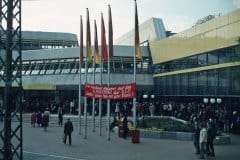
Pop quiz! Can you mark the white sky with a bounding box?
[22,0,240,42]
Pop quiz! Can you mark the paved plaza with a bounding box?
[1,116,240,160]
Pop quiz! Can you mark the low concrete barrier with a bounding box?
[136,129,231,145]
[214,134,231,145]
[139,130,193,141]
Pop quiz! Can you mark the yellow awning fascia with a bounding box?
[0,84,56,90]
[22,84,56,90]
[153,61,240,77]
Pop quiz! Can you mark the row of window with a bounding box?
[154,45,240,74]
[0,58,152,76]
[154,66,240,96]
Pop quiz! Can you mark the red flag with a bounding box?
[80,15,84,63]
[101,13,108,61]
[94,20,100,65]
[108,5,113,59]
[135,0,142,59]
[86,8,92,62]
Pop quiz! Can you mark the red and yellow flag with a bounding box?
[86,8,92,62]
[80,15,84,63]
[101,13,108,61]
[135,0,142,60]
[94,20,100,65]
[108,5,113,59]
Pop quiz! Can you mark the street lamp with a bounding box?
[203,98,208,104]
[150,94,155,99]
[143,94,148,99]
[216,98,222,104]
[210,98,216,104]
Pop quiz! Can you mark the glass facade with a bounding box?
[154,45,240,74]
[154,66,240,96]
[154,45,240,97]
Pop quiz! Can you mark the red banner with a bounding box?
[85,83,136,99]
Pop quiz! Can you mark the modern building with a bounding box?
[150,9,240,105]
[0,9,239,106]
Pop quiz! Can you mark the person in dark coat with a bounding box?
[42,111,49,131]
[110,116,118,132]
[193,121,200,154]
[206,121,216,157]
[121,115,129,138]
[36,111,42,127]
[63,118,73,145]
[58,113,63,126]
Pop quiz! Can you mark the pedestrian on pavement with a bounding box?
[63,118,73,145]
[42,111,49,131]
[58,106,63,126]
[121,115,129,138]
[206,121,216,157]
[36,111,42,127]
[58,113,63,126]
[193,121,200,155]
[110,115,118,132]
[199,123,207,159]
[31,111,37,127]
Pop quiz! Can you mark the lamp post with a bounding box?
[151,94,155,102]
[216,98,222,111]
[210,98,216,112]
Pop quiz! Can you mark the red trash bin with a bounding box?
[132,129,140,143]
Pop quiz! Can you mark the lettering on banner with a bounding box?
[84,83,136,99]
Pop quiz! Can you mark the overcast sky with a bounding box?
[22,0,240,42]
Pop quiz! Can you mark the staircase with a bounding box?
[15,113,111,127]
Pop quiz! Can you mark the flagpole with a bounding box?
[92,60,96,132]
[100,12,106,137]
[92,20,98,132]
[107,4,112,141]
[84,8,92,139]
[133,0,139,129]
[78,15,83,135]
[78,48,82,135]
[107,49,110,140]
[99,56,102,136]
[84,59,88,139]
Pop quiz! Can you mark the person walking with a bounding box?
[42,111,49,131]
[206,121,216,157]
[58,113,63,126]
[193,121,200,155]
[110,116,118,132]
[199,123,207,159]
[58,106,63,126]
[63,118,73,145]
[121,115,129,139]
[36,111,42,127]
[31,111,37,127]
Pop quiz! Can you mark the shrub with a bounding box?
[137,117,194,132]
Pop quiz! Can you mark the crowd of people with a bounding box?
[30,110,50,131]
[22,98,240,135]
